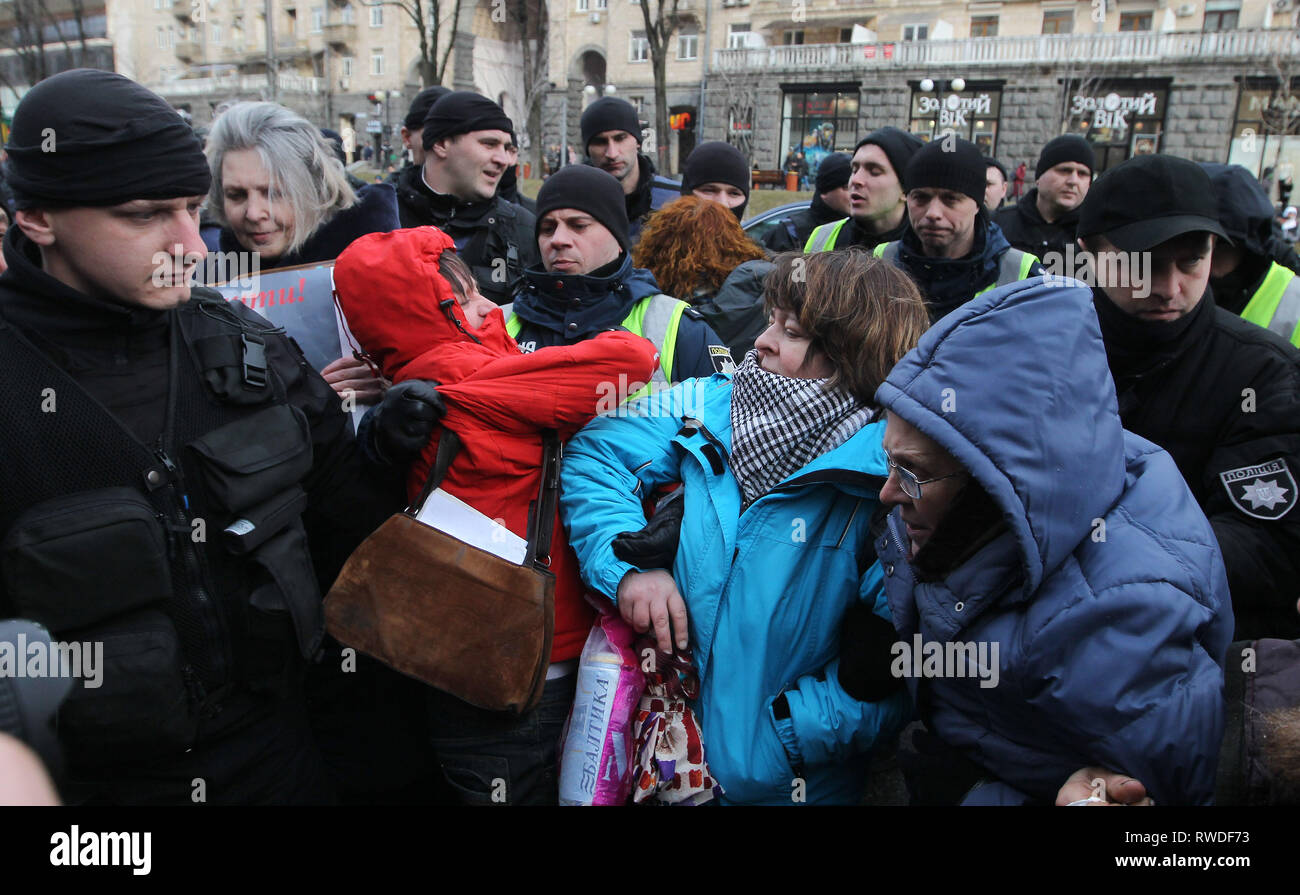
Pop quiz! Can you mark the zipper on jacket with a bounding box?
[156,446,230,687]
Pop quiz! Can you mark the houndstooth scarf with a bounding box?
[728,351,875,511]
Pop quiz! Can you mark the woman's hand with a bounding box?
[617,569,689,653]
[321,354,389,404]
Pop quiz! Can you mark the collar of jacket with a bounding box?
[512,251,661,338]
[1092,283,1215,380]
[0,227,170,344]
[1016,187,1081,232]
[882,509,1027,642]
[396,163,499,227]
[898,216,1010,320]
[845,214,908,250]
[808,192,844,227]
[219,182,399,271]
[624,153,659,223]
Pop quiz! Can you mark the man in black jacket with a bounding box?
[803,127,922,253]
[581,96,679,245]
[0,70,406,804]
[994,134,1093,264]
[393,91,538,305]
[1078,154,1300,639]
[762,152,851,252]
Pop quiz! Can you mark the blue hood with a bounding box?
[875,275,1126,596]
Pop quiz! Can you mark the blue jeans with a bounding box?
[426,675,577,805]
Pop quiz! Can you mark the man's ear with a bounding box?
[14,208,56,247]
[429,133,458,160]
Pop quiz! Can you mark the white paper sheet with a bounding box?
[414,488,529,565]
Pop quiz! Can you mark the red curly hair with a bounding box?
[632,196,767,301]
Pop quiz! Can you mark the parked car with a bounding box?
[741,200,810,245]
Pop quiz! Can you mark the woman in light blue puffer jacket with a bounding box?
[560,250,926,804]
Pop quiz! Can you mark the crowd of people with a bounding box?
[1,68,1298,807]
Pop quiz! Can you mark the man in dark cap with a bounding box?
[871,137,1041,321]
[1078,153,1300,639]
[1201,162,1300,347]
[0,70,403,804]
[762,152,852,252]
[581,96,679,245]
[994,134,1093,263]
[679,141,751,220]
[385,85,450,186]
[393,90,538,305]
[805,127,923,253]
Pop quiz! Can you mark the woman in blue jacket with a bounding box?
[560,250,927,804]
[873,276,1233,805]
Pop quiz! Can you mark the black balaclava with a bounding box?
[6,69,211,208]
[680,141,751,219]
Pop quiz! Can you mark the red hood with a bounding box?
[332,226,518,381]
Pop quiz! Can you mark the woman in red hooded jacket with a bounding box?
[333,226,659,803]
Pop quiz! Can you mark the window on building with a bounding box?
[727,23,751,49]
[285,8,297,36]
[312,6,324,32]
[1042,10,1073,33]
[341,4,355,24]
[371,49,384,75]
[902,23,929,41]
[783,30,804,45]
[369,4,382,27]
[156,25,167,48]
[595,0,608,8]
[1228,77,1300,176]
[630,29,649,62]
[970,16,998,37]
[211,24,222,43]
[1065,78,1168,172]
[1118,11,1152,31]
[839,28,854,43]
[678,26,698,60]
[628,96,645,115]
[910,83,1003,153]
[1203,2,1239,31]
[341,56,354,79]
[154,0,162,10]
[780,88,860,178]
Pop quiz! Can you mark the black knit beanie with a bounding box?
[405,85,451,130]
[422,91,514,150]
[815,152,852,193]
[581,97,642,150]
[6,69,210,208]
[855,127,924,183]
[535,166,631,254]
[1035,134,1095,179]
[903,137,987,205]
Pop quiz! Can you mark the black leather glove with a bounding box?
[371,380,446,463]
[612,488,685,570]
[836,602,905,702]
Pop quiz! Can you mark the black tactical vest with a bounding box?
[0,289,324,767]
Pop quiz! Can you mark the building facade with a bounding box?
[544,0,1299,185]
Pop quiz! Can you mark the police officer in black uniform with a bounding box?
[0,70,402,804]
[393,91,538,305]
[1078,154,1300,640]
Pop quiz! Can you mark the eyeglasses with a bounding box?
[884,449,965,500]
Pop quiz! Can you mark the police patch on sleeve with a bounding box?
[709,345,737,375]
[1220,459,1297,521]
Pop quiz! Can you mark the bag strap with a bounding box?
[525,430,562,569]
[407,428,462,515]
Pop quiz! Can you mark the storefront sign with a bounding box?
[916,93,994,129]
[1070,92,1159,130]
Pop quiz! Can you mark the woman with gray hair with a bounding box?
[206,101,399,401]
[206,101,398,270]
